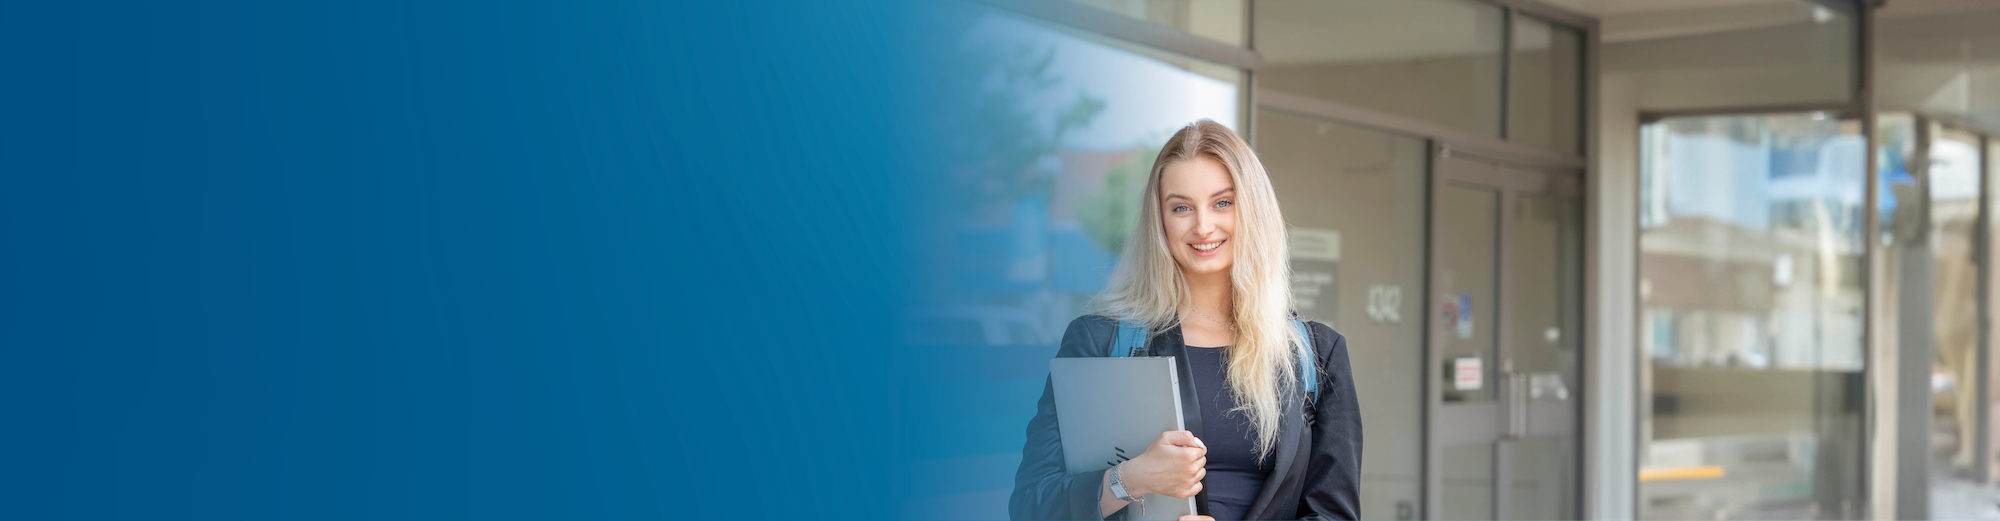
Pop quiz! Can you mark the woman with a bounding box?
[1010,120,1361,521]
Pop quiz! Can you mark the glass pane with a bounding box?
[1990,138,2000,482]
[1058,0,1246,47]
[1438,182,1501,403]
[1509,16,1583,155]
[1507,190,1582,521]
[1510,191,1582,401]
[1440,443,1495,521]
[1510,436,1577,521]
[1931,126,1981,478]
[1637,113,1867,520]
[899,4,1248,518]
[1604,4,1854,110]
[1256,0,1504,137]
[1873,112,1924,521]
[1258,109,1427,520]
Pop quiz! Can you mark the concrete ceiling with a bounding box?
[1256,0,1507,64]
[1256,0,1826,64]
[1536,0,1796,16]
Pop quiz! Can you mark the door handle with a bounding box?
[1506,371,1528,439]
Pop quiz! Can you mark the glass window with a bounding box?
[1920,121,1984,504]
[1058,0,1246,47]
[1931,125,1982,478]
[1510,15,1583,155]
[1256,109,1427,520]
[1604,3,1854,110]
[1256,0,1505,137]
[899,4,1247,519]
[1638,113,1867,520]
[1988,137,2000,480]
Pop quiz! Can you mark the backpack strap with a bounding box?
[1113,320,1150,357]
[1292,319,1317,400]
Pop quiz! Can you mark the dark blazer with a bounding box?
[1010,314,1363,520]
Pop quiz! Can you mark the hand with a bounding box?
[1121,430,1207,499]
[1178,516,1215,521]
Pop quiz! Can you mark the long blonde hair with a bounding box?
[1095,119,1300,458]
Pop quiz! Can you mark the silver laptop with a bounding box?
[1048,357,1198,520]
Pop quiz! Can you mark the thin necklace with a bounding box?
[1186,308,1235,331]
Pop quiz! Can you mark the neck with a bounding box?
[1185,269,1232,320]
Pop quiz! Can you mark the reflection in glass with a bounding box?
[1873,113,1928,520]
[1931,125,1981,478]
[1509,16,1583,154]
[1990,138,2000,480]
[1638,113,1866,520]
[898,5,1244,518]
[1256,0,1504,136]
[1258,110,1426,520]
[1984,137,2000,480]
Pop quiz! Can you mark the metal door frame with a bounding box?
[1425,143,1584,520]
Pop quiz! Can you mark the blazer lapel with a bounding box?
[1158,327,1201,438]
[1242,385,1304,520]
[1157,327,1211,516]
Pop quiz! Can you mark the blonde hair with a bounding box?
[1095,119,1301,458]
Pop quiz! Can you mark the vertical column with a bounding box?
[1856,5,1897,520]
[1582,19,1636,520]
[1891,119,1936,521]
[1975,134,1993,485]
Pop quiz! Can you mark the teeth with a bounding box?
[1192,241,1221,251]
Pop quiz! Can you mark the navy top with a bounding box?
[1185,345,1273,520]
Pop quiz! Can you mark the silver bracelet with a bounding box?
[1119,462,1143,517]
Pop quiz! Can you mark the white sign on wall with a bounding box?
[1289,227,1341,322]
[1454,357,1483,391]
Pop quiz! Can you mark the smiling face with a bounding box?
[1158,155,1237,278]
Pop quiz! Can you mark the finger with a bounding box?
[1184,435,1206,449]
[1194,467,1207,482]
[1185,442,1207,459]
[1185,481,1203,498]
[1160,430,1196,447]
[1191,456,1206,471]
[1179,516,1216,521]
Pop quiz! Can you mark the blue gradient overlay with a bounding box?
[3,1,930,518]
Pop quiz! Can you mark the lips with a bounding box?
[1190,239,1225,257]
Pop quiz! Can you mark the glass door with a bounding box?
[1257,109,1429,520]
[1427,146,1581,520]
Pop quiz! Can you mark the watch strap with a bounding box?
[1109,462,1137,502]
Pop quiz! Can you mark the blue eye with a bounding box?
[1215,200,1232,209]
[1171,204,1192,214]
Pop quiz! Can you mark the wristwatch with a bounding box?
[1108,462,1137,502]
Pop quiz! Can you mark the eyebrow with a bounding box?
[1163,187,1235,201]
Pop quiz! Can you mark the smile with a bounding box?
[1190,239,1225,256]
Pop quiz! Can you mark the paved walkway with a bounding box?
[1933,470,2000,520]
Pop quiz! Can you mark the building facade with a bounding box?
[900,1,2000,519]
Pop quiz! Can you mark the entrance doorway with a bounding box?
[1427,146,1584,520]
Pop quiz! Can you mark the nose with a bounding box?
[1193,207,1217,236]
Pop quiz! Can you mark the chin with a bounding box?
[1179,258,1232,276]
